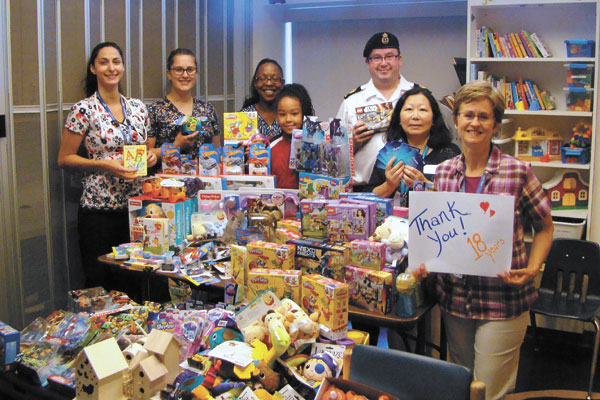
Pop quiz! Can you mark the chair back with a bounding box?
[540,239,600,302]
[349,344,472,400]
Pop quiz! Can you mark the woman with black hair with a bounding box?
[148,48,220,160]
[58,42,156,292]
[368,86,460,200]
[241,58,285,140]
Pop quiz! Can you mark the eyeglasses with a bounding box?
[170,67,197,76]
[458,112,494,124]
[368,54,399,64]
[254,76,284,84]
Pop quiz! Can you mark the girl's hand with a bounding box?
[498,266,539,286]
[102,159,139,180]
[384,157,404,188]
[147,150,158,168]
[173,131,200,150]
[401,165,428,190]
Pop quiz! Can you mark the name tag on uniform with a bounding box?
[423,164,438,175]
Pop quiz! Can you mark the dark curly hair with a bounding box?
[241,58,284,108]
[385,86,452,149]
[84,42,124,97]
[274,83,315,118]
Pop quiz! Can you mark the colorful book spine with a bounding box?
[508,33,523,58]
[524,80,541,110]
[522,31,542,58]
[503,34,516,58]
[514,32,529,58]
[518,32,534,57]
[488,32,498,57]
[517,78,529,110]
[531,83,546,110]
[530,33,552,58]
[511,82,523,110]
[540,91,555,110]
[498,35,510,58]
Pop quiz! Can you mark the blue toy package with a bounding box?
[180,154,197,174]
[289,129,304,169]
[223,145,245,175]
[0,321,20,369]
[248,143,271,176]
[198,144,221,176]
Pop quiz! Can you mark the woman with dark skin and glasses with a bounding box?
[241,58,285,141]
[148,48,221,160]
[58,42,157,292]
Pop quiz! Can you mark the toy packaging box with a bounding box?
[300,199,330,239]
[222,174,276,190]
[230,244,247,286]
[246,240,296,270]
[316,378,399,400]
[302,274,348,331]
[343,265,393,315]
[223,111,258,141]
[277,218,302,234]
[326,203,372,242]
[288,237,350,281]
[0,321,20,369]
[355,101,394,133]
[340,193,393,226]
[142,217,170,255]
[239,188,300,220]
[276,227,302,244]
[349,239,386,271]
[247,268,302,304]
[299,172,351,200]
[339,199,377,235]
[128,195,185,249]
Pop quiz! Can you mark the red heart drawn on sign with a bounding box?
[490,210,496,217]
[480,201,490,213]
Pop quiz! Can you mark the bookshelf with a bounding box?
[467,0,600,242]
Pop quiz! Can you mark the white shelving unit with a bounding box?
[467,0,600,242]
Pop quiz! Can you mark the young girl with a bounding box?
[270,84,315,189]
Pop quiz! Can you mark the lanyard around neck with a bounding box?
[96,91,131,144]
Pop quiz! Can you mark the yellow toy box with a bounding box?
[247,240,296,270]
[230,244,247,285]
[223,111,258,141]
[275,227,302,244]
[277,219,302,234]
[301,274,348,331]
[343,265,393,315]
[247,269,302,304]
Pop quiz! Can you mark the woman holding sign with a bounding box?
[368,86,460,201]
[58,42,157,291]
[414,81,553,400]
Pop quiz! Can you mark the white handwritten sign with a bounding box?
[408,192,514,277]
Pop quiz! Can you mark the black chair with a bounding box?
[348,344,484,400]
[530,238,600,400]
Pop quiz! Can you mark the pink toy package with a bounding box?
[326,203,371,242]
[339,198,377,236]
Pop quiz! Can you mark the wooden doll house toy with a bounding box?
[513,126,563,162]
[542,170,589,209]
[74,337,128,400]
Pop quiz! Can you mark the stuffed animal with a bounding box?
[251,360,281,392]
[369,224,391,242]
[145,203,166,218]
[385,233,407,264]
[302,353,337,384]
[242,322,268,344]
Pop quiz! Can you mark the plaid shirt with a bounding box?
[433,146,551,320]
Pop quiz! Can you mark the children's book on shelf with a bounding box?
[476,27,550,59]
[124,144,147,176]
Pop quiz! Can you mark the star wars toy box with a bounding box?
[299,172,351,201]
[247,268,302,304]
[300,199,330,239]
[246,240,296,270]
[343,265,393,315]
[349,239,386,271]
[128,194,185,249]
[340,193,393,226]
[0,321,20,369]
[288,237,350,282]
[355,101,394,133]
[326,203,373,242]
[302,274,348,331]
[224,111,258,141]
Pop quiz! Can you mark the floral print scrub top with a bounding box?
[148,97,220,158]
[240,103,281,141]
[64,93,150,210]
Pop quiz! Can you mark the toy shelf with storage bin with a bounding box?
[467,0,600,244]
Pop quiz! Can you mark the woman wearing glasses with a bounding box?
[58,41,157,292]
[413,81,553,400]
[368,86,460,202]
[241,58,285,141]
[148,48,220,160]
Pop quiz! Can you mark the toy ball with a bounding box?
[180,115,206,135]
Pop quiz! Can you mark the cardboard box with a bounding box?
[288,237,350,281]
[300,199,330,239]
[221,174,276,190]
[349,240,386,271]
[0,321,20,369]
[344,265,394,315]
[247,240,296,270]
[302,274,348,331]
[247,269,302,304]
[326,203,372,242]
[128,195,185,249]
[299,172,351,200]
[340,194,393,226]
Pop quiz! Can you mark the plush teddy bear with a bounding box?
[385,233,407,264]
[369,224,391,242]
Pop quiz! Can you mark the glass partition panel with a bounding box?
[61,0,86,103]
[207,0,224,96]
[142,0,163,99]
[10,0,39,106]
[105,0,127,95]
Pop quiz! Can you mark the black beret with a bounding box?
[363,32,400,58]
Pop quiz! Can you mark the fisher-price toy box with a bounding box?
[128,195,185,249]
[288,237,350,282]
[247,269,302,304]
[298,172,351,200]
[343,265,393,315]
[326,203,372,242]
[246,240,296,270]
[302,274,348,331]
[0,321,20,369]
[349,239,386,271]
[300,199,330,239]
